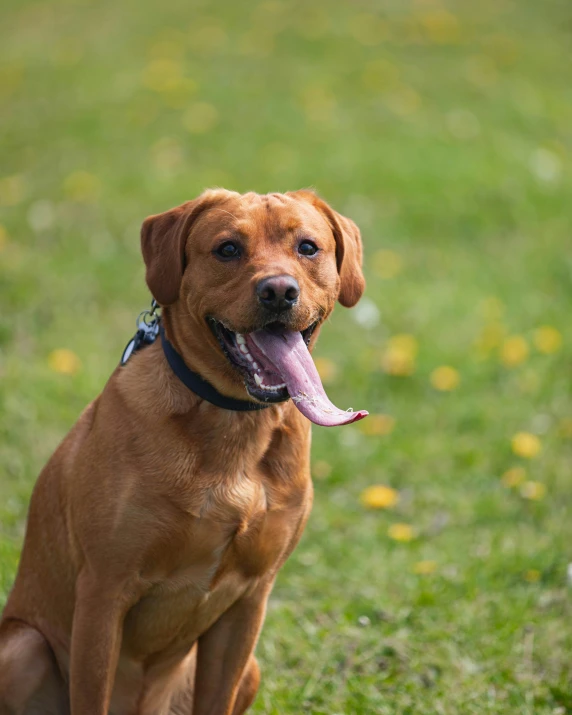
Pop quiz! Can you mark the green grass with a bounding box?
[1,0,572,712]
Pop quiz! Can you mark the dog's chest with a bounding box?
[122,477,302,659]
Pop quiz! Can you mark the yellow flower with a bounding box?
[358,414,395,436]
[143,36,196,103]
[360,485,399,509]
[381,334,418,376]
[390,334,417,353]
[533,326,562,355]
[524,569,541,583]
[182,102,219,134]
[511,432,541,459]
[388,523,415,542]
[520,481,546,501]
[299,86,336,124]
[559,418,572,438]
[372,249,403,279]
[430,366,460,391]
[419,10,461,44]
[0,64,24,99]
[361,59,400,91]
[312,460,331,480]
[0,174,26,207]
[500,335,529,367]
[314,357,337,385]
[412,560,437,575]
[501,466,526,488]
[162,78,199,109]
[48,349,81,375]
[142,59,185,92]
[63,171,101,203]
[0,224,8,251]
[473,322,506,357]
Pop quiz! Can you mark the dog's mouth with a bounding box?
[208,318,368,427]
[208,319,316,406]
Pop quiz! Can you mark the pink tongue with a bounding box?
[249,329,368,427]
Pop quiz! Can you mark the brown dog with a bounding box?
[0,189,366,715]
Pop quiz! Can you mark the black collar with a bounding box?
[160,326,271,412]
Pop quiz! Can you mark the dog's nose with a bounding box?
[256,275,300,313]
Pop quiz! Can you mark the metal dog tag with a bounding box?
[120,301,161,366]
[121,330,143,365]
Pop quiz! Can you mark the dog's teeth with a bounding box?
[254,373,263,386]
[253,363,259,370]
[236,334,246,345]
[246,354,253,362]
[239,344,249,354]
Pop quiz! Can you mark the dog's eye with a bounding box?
[216,242,241,259]
[298,241,319,257]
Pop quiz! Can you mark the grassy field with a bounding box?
[1,0,572,712]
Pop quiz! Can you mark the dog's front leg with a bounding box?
[193,579,273,715]
[69,571,132,715]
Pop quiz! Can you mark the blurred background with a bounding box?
[1,0,571,712]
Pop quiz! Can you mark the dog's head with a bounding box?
[141,189,367,426]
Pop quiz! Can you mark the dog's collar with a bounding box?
[120,301,271,412]
[160,326,271,412]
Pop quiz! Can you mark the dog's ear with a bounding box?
[329,210,366,308]
[290,190,365,307]
[141,192,225,306]
[141,203,191,306]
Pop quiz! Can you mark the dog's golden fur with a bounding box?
[0,189,364,715]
